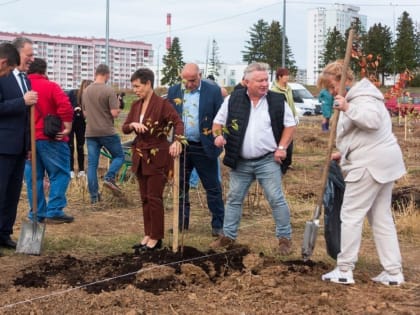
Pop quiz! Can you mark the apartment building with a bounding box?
[149,62,248,88]
[306,4,367,85]
[0,31,153,89]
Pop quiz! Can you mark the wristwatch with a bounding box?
[277,145,287,151]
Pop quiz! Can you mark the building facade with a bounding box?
[0,31,153,89]
[306,4,367,85]
[149,62,248,88]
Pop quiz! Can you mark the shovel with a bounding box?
[302,29,355,261]
[16,105,46,255]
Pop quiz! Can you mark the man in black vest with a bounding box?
[210,62,296,255]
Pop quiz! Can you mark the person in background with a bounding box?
[122,68,183,251]
[233,76,246,91]
[270,68,298,124]
[270,67,297,171]
[317,75,334,132]
[321,60,406,286]
[0,43,20,77]
[82,64,124,203]
[0,41,24,256]
[221,87,229,99]
[67,79,92,179]
[117,92,125,110]
[168,63,225,236]
[210,62,296,255]
[25,57,74,224]
[206,74,216,82]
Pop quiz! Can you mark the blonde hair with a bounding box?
[317,75,333,89]
[322,60,354,84]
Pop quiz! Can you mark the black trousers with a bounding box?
[68,119,86,172]
[179,142,224,230]
[0,154,25,240]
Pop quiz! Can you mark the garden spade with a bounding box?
[302,28,354,261]
[16,105,46,255]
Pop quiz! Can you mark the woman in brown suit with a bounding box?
[122,68,184,251]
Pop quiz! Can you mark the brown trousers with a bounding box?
[137,171,166,240]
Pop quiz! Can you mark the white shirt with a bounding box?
[213,93,295,159]
[13,68,27,94]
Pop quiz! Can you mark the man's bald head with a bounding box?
[181,63,201,91]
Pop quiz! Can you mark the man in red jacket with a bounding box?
[25,58,74,224]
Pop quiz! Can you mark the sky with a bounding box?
[0,0,419,68]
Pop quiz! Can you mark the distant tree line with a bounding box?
[242,19,296,80]
[321,11,420,86]
[159,11,420,87]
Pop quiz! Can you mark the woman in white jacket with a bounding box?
[321,61,406,286]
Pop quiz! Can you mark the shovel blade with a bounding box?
[16,220,46,255]
[302,220,319,261]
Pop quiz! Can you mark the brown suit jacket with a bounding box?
[122,92,184,176]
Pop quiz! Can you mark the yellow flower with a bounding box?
[173,98,182,105]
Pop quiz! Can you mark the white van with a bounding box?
[288,83,321,116]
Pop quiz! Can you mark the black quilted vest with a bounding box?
[223,89,292,174]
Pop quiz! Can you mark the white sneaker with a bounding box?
[77,171,86,178]
[70,171,75,179]
[372,271,404,286]
[322,267,355,284]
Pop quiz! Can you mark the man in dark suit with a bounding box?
[0,37,38,251]
[168,63,225,236]
[0,43,20,77]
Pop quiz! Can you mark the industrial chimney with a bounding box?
[166,13,172,50]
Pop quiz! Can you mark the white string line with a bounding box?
[0,247,245,310]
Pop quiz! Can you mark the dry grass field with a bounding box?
[0,115,419,314]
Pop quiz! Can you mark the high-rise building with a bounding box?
[0,31,153,89]
[306,4,367,85]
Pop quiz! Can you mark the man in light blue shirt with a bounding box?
[168,63,225,237]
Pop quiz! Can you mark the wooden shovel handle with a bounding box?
[30,105,38,220]
[314,29,355,220]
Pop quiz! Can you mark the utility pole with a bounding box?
[392,2,396,84]
[204,39,210,77]
[282,0,286,68]
[105,0,110,66]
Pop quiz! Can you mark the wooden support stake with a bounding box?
[172,156,180,253]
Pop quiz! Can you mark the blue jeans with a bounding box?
[189,168,200,188]
[223,153,292,240]
[25,140,70,220]
[86,135,124,202]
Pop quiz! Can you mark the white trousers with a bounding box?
[337,169,402,274]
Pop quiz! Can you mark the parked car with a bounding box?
[385,93,420,116]
[289,83,322,116]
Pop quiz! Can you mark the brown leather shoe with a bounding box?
[210,235,234,249]
[278,237,292,255]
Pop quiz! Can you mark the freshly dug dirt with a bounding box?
[0,116,419,314]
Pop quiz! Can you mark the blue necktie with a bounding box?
[18,72,28,93]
